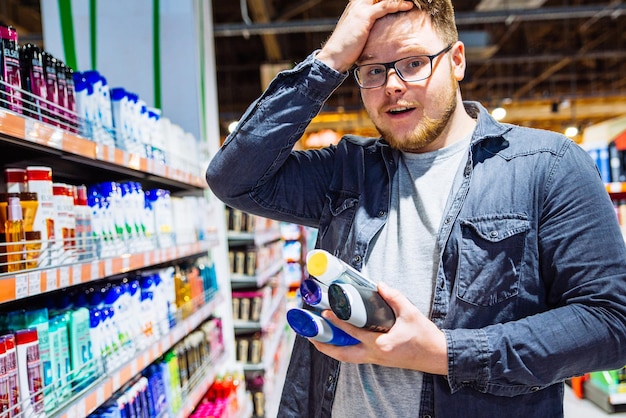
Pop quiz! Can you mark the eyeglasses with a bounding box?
[353,44,453,89]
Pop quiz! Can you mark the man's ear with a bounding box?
[451,41,466,82]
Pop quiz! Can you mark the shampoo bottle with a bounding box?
[328,282,396,333]
[0,25,22,113]
[286,308,359,346]
[306,249,377,290]
[5,196,25,272]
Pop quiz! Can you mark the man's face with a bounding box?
[358,11,465,153]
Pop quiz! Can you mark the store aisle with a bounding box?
[564,385,626,417]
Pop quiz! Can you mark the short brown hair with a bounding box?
[410,0,458,45]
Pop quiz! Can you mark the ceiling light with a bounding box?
[228,121,239,133]
[564,126,579,138]
[491,107,507,121]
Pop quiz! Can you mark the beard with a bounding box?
[373,76,459,153]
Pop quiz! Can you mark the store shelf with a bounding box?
[228,228,282,248]
[264,329,295,418]
[0,109,206,193]
[230,258,284,289]
[234,284,287,332]
[52,295,222,418]
[0,236,219,304]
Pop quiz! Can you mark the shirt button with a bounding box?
[530,386,540,392]
[377,210,386,217]
[328,374,334,383]
[423,415,432,418]
[489,231,498,238]
[353,255,362,264]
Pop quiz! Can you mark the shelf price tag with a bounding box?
[28,271,41,296]
[72,265,82,285]
[59,266,70,288]
[15,274,28,299]
[46,271,57,292]
[144,252,151,267]
[74,399,86,418]
[122,255,130,272]
[96,387,106,408]
[104,258,113,276]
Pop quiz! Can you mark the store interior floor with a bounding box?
[564,385,626,417]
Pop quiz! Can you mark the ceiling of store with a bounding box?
[212,0,626,140]
[2,0,625,141]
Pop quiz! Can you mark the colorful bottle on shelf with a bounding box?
[5,196,25,272]
[0,25,22,114]
[41,52,59,126]
[19,44,47,121]
[15,328,44,417]
[26,166,55,268]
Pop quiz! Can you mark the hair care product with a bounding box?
[26,166,55,267]
[286,308,359,346]
[19,44,46,121]
[306,249,377,289]
[328,282,395,332]
[0,25,22,113]
[3,334,20,417]
[300,278,331,309]
[5,196,25,272]
[15,329,44,417]
[41,52,60,125]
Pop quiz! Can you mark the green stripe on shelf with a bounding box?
[90,0,97,69]
[198,1,207,142]
[58,0,78,69]
[153,0,161,108]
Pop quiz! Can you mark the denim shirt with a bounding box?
[206,52,626,418]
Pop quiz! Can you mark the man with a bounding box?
[206,0,626,416]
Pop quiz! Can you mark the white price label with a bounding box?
[122,256,130,272]
[96,386,105,406]
[72,265,82,285]
[95,144,104,160]
[15,274,28,299]
[49,128,64,149]
[46,273,57,292]
[91,261,100,279]
[112,373,121,391]
[104,259,113,276]
[144,252,151,266]
[28,272,41,295]
[74,399,86,418]
[59,266,70,288]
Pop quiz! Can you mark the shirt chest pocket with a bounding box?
[457,215,530,307]
[317,190,360,249]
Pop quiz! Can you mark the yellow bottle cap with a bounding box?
[307,250,329,277]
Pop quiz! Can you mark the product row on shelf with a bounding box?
[0,23,205,177]
[0,253,225,418]
[0,84,246,418]
[225,206,305,417]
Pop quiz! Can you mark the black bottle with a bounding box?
[19,43,47,120]
[41,51,59,126]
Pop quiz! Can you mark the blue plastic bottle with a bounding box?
[286,308,359,346]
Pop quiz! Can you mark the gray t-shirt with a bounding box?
[331,136,470,417]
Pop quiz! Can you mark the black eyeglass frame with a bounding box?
[353,44,453,89]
